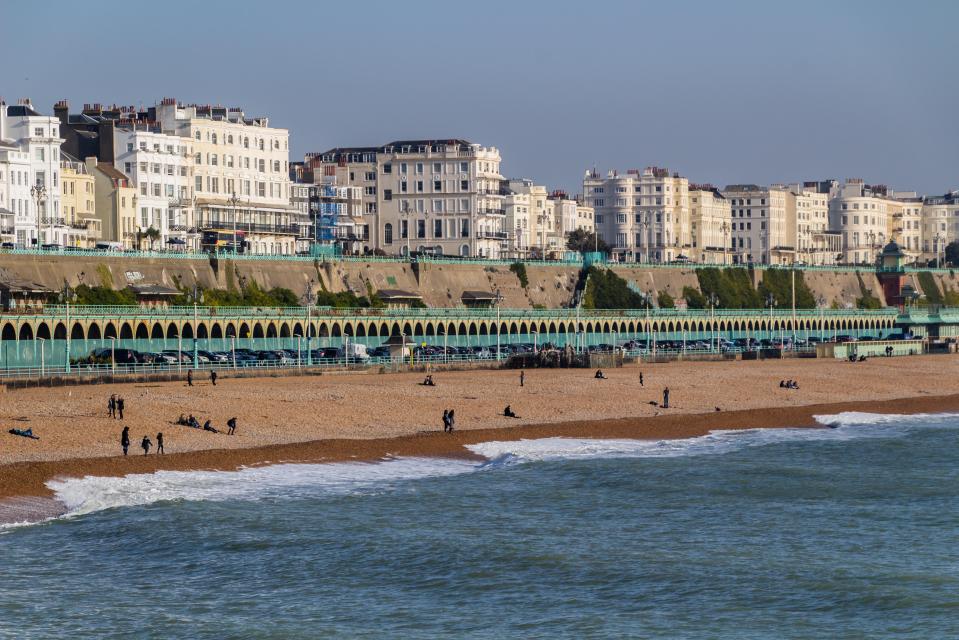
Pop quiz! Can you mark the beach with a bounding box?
[0,354,956,507]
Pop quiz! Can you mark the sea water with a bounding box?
[1,412,958,638]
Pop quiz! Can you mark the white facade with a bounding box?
[920,192,959,264]
[0,100,67,247]
[0,142,31,245]
[583,167,690,262]
[114,127,196,250]
[688,186,731,264]
[721,185,790,265]
[155,100,295,255]
[828,179,891,265]
[316,140,507,258]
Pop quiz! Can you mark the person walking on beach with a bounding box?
[117,396,125,420]
[210,370,217,386]
[520,370,525,387]
[120,426,130,456]
[448,409,455,431]
[108,394,116,418]
[187,370,193,387]
[141,435,152,455]
[156,432,165,455]
[442,409,451,433]
[227,417,237,435]
[639,372,644,387]
[663,387,670,409]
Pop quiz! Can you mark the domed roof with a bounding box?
[881,240,904,256]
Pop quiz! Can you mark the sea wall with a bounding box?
[0,253,900,310]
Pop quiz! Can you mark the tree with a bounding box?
[566,229,610,254]
[945,241,959,267]
[145,227,161,251]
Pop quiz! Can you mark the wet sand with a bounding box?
[1,355,956,515]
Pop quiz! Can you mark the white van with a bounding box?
[95,242,124,251]
[337,343,370,362]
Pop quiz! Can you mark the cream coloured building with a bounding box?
[155,99,295,255]
[583,166,690,262]
[86,158,137,248]
[887,192,922,263]
[60,156,99,247]
[314,140,508,258]
[788,184,840,265]
[920,191,959,264]
[688,185,731,264]
[827,179,892,265]
[721,184,791,264]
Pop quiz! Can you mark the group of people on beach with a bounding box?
[175,414,237,435]
[779,379,800,390]
[120,425,163,456]
[107,394,125,420]
[186,369,217,387]
[442,409,456,432]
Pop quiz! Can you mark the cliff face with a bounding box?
[0,253,888,310]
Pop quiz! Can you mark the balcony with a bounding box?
[478,208,506,216]
[475,231,509,240]
[200,222,299,236]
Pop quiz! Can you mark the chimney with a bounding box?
[54,100,69,125]
[0,99,6,142]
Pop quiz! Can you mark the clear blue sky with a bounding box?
[4,0,957,194]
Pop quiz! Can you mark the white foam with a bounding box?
[45,456,476,521]
[470,412,959,465]
[17,411,957,527]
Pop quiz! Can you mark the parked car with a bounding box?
[197,350,229,363]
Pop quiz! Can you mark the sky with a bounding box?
[3,0,957,195]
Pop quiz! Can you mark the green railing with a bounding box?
[26,304,899,321]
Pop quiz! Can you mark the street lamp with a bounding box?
[37,337,46,376]
[294,333,303,368]
[766,292,777,345]
[707,292,719,352]
[192,284,202,369]
[229,191,240,255]
[31,184,47,247]
[495,288,502,361]
[304,279,314,366]
[720,221,730,265]
[62,282,75,373]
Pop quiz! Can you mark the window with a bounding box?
[384,189,392,201]
[460,162,468,173]
[257,182,266,197]
[35,148,45,161]
[415,163,424,175]
[417,220,426,238]
[273,161,280,172]
[416,181,424,193]
[461,180,469,191]
[34,128,43,137]
[400,181,408,193]
[384,223,393,244]
[433,180,442,192]
[432,162,441,174]
[365,171,376,181]
[195,176,203,192]
[258,159,265,172]
[383,164,392,174]
[433,220,443,238]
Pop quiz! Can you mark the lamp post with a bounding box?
[31,185,47,247]
[36,337,45,376]
[192,284,202,369]
[295,334,302,368]
[229,192,240,255]
[109,336,116,373]
[304,279,314,366]
[817,294,826,341]
[495,288,502,361]
[707,292,719,353]
[721,221,730,265]
[231,335,237,370]
[766,292,777,346]
[62,282,75,373]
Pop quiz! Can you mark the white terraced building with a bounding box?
[312,140,507,258]
[583,166,691,263]
[155,99,296,255]
[113,127,196,251]
[0,100,69,247]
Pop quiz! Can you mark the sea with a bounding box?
[1,412,957,639]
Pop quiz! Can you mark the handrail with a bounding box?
[24,304,899,320]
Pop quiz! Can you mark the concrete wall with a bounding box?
[0,253,908,310]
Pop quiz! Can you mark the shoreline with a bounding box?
[3,391,959,525]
